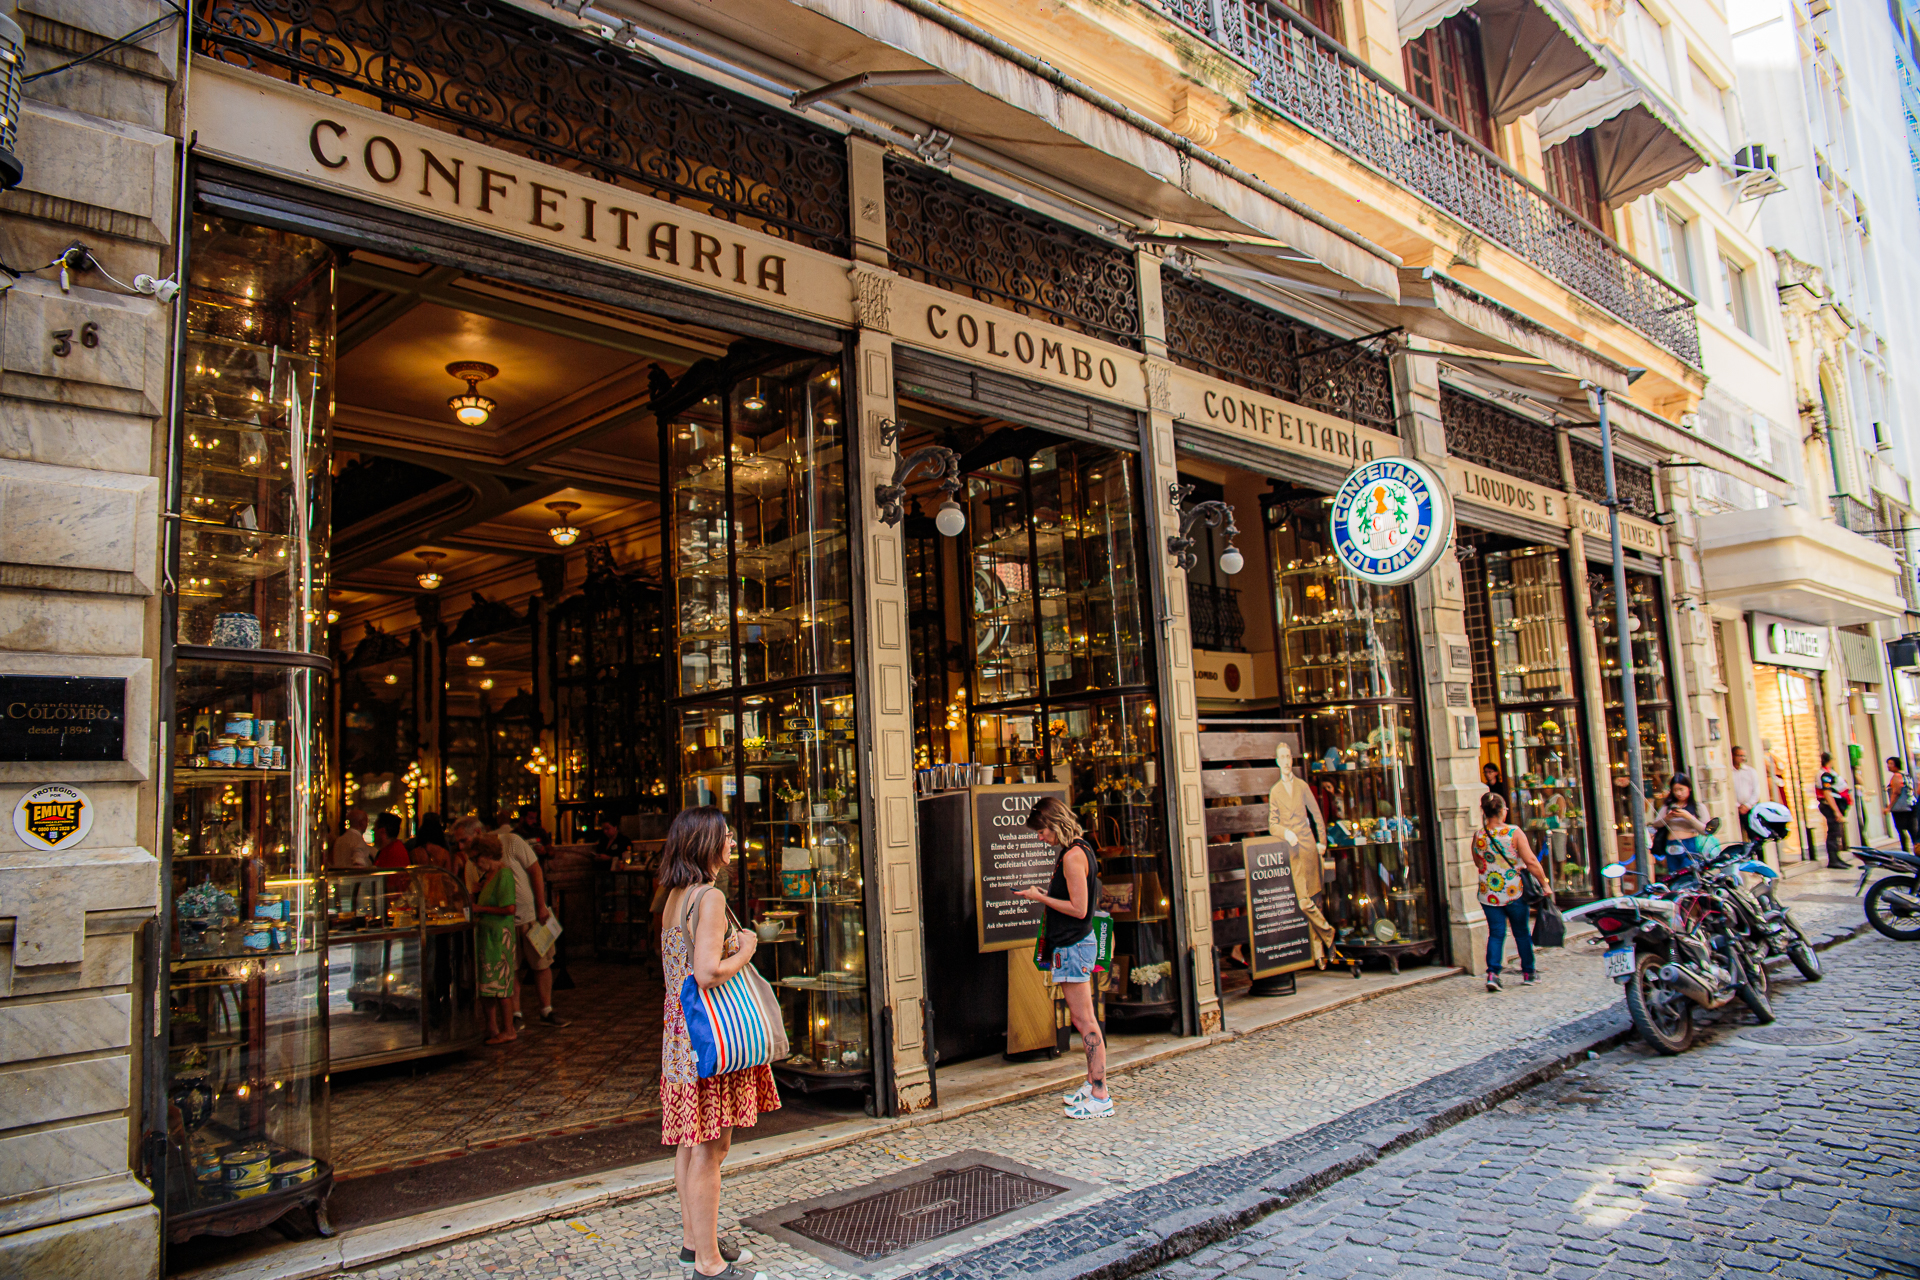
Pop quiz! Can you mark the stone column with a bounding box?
[0,1,176,1271]
[844,138,932,1111]
[1393,344,1485,973]
[1135,251,1218,1035]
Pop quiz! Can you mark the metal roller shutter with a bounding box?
[893,348,1141,451]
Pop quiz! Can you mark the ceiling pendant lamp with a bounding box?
[445,361,499,427]
[741,377,767,412]
[545,501,583,546]
[414,550,445,590]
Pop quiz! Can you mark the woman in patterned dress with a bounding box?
[470,834,518,1045]
[1471,790,1553,992]
[659,806,779,1279]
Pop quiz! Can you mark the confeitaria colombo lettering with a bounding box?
[307,120,789,295]
[923,304,1122,387]
[1199,389,1378,463]
[1329,457,1452,586]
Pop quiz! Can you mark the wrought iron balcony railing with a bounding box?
[1189,581,1248,652]
[1152,0,1702,367]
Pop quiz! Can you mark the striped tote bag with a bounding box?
[679,888,790,1078]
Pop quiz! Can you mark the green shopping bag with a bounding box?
[1033,911,1115,972]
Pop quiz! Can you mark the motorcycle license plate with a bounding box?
[1604,947,1635,979]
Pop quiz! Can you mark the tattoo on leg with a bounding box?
[1083,1030,1103,1051]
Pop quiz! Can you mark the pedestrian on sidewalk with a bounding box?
[659,807,777,1280]
[1816,753,1854,869]
[1730,746,1761,827]
[1016,796,1110,1119]
[1888,757,1915,853]
[1472,791,1552,991]
[1649,774,1712,883]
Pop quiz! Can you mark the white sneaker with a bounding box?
[1065,1094,1114,1120]
[1063,1083,1092,1106]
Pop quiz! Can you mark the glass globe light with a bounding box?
[935,498,967,537]
[1219,544,1245,576]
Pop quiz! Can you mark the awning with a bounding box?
[1396,0,1603,123]
[1537,51,1711,205]
[1474,0,1607,125]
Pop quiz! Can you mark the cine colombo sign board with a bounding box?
[1329,458,1455,586]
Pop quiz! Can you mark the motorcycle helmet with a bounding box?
[1745,800,1793,844]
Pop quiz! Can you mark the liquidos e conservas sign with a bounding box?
[972,783,1069,954]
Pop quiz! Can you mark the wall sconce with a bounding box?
[545,501,583,546]
[1166,483,1242,574]
[446,361,499,427]
[0,11,22,191]
[414,550,445,590]
[876,445,965,535]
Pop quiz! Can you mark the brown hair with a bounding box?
[1024,796,1084,844]
[1480,791,1507,821]
[657,806,731,888]
[469,832,503,863]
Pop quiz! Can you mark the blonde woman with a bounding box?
[1016,797,1109,1119]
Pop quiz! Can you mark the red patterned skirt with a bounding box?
[660,1066,781,1145]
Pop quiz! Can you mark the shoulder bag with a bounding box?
[678,887,790,1078]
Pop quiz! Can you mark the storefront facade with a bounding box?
[0,0,1749,1270]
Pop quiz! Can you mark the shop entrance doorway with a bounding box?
[1754,665,1828,863]
[165,218,862,1269]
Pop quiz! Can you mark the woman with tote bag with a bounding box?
[659,807,780,1279]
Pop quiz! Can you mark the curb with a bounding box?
[907,923,1873,1280]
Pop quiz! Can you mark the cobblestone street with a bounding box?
[276,872,1888,1280]
[1153,929,1920,1280]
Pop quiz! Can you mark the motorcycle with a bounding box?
[1693,840,1823,982]
[1565,805,1791,1055]
[1853,846,1920,941]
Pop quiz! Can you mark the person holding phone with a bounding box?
[1016,797,1109,1119]
[1648,773,1712,881]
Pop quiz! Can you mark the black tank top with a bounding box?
[1044,838,1100,949]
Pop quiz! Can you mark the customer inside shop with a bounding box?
[164,219,867,1266]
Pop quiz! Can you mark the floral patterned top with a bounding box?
[1474,822,1525,906]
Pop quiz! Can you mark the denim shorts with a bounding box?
[1050,932,1098,984]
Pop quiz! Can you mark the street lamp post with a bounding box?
[1586,381,1649,881]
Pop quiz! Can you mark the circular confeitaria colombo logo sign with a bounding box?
[1329,458,1454,586]
[14,783,93,851]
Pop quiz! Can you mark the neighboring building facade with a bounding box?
[1726,0,1920,857]
[0,0,1901,1271]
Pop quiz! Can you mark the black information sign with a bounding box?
[0,676,126,762]
[1242,835,1314,977]
[972,782,1070,954]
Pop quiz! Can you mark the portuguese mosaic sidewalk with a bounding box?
[183,868,1872,1280]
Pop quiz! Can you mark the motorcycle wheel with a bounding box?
[1783,912,1823,981]
[1730,944,1776,1024]
[1865,876,1920,941]
[1625,952,1694,1055]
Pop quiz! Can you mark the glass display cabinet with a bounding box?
[166,217,334,1241]
[1590,569,1679,870]
[655,345,871,1092]
[1474,545,1596,900]
[961,438,1174,1017]
[1268,501,1437,969]
[325,867,481,1070]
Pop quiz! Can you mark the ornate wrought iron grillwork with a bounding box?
[1162,274,1396,431]
[195,0,850,254]
[1188,582,1247,651]
[1440,387,1559,483]
[884,157,1142,350]
[1569,440,1657,519]
[1148,0,1700,366]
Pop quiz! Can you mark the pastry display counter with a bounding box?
[325,867,483,1070]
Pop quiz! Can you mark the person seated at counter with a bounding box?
[373,812,411,893]
[593,814,632,866]
[409,812,453,873]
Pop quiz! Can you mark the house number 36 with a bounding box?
[51,323,101,357]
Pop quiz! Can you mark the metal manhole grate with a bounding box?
[1742,1026,1853,1046]
[788,1164,1068,1261]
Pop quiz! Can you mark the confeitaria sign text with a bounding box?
[190,63,853,325]
[1166,366,1401,473]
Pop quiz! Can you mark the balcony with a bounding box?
[1698,504,1905,627]
[1149,0,1702,367]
